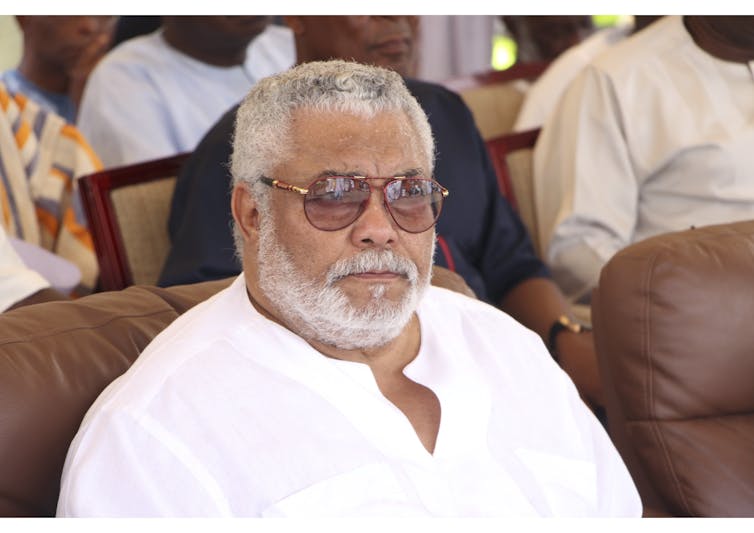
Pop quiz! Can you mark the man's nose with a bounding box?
[350,189,399,248]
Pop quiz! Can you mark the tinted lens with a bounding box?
[304,177,370,230]
[385,179,445,233]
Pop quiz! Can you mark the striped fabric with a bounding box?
[0,82,101,295]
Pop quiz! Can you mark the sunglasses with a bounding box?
[259,175,449,233]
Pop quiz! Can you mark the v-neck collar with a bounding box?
[228,279,493,464]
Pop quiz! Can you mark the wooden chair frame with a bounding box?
[78,153,190,291]
[484,127,541,210]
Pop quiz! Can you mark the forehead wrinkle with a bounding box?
[286,109,430,179]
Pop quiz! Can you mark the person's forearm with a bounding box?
[498,276,573,341]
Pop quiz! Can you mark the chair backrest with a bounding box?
[441,62,549,139]
[0,266,473,517]
[485,128,542,255]
[78,153,190,291]
[591,220,754,517]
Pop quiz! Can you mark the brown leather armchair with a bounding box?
[0,267,473,517]
[0,279,231,516]
[592,220,754,517]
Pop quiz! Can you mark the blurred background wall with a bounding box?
[0,16,23,71]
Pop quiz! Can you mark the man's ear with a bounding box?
[231,183,260,244]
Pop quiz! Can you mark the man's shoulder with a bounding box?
[253,24,295,50]
[422,285,528,332]
[404,78,466,109]
[206,104,240,141]
[0,70,33,103]
[247,25,296,80]
[94,278,249,407]
[590,16,689,78]
[404,78,476,135]
[419,286,547,367]
[91,31,172,77]
[175,103,238,177]
[0,69,21,88]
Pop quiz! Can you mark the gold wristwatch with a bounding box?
[547,315,590,363]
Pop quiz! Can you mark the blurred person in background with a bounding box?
[1,16,115,123]
[77,16,295,167]
[534,16,754,304]
[1,81,100,295]
[514,16,662,131]
[503,16,596,65]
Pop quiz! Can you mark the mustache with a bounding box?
[325,249,419,285]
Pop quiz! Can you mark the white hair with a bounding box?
[230,60,435,253]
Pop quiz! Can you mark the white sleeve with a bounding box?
[57,409,233,517]
[562,379,643,517]
[77,59,177,168]
[533,65,639,301]
[0,227,49,311]
[520,324,642,516]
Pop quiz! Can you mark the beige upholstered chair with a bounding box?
[592,220,754,516]
[78,153,190,291]
[441,62,549,140]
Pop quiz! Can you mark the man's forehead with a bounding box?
[288,108,416,148]
[289,106,408,127]
[281,108,429,178]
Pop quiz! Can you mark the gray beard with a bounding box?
[256,219,433,350]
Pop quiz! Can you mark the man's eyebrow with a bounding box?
[399,168,424,177]
[314,168,426,178]
[317,170,360,178]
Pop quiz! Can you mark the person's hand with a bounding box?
[554,329,604,409]
[68,19,116,109]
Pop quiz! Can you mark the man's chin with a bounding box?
[339,279,410,307]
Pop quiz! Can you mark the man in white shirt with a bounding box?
[513,23,631,132]
[77,16,295,167]
[534,16,754,303]
[57,60,641,517]
[513,17,661,132]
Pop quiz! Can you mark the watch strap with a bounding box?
[547,315,589,363]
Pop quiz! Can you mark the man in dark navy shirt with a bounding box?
[159,16,603,410]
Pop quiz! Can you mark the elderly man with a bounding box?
[160,15,605,412]
[57,61,640,517]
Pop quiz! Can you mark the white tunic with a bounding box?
[513,23,632,132]
[77,25,295,167]
[534,16,754,301]
[57,276,641,517]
